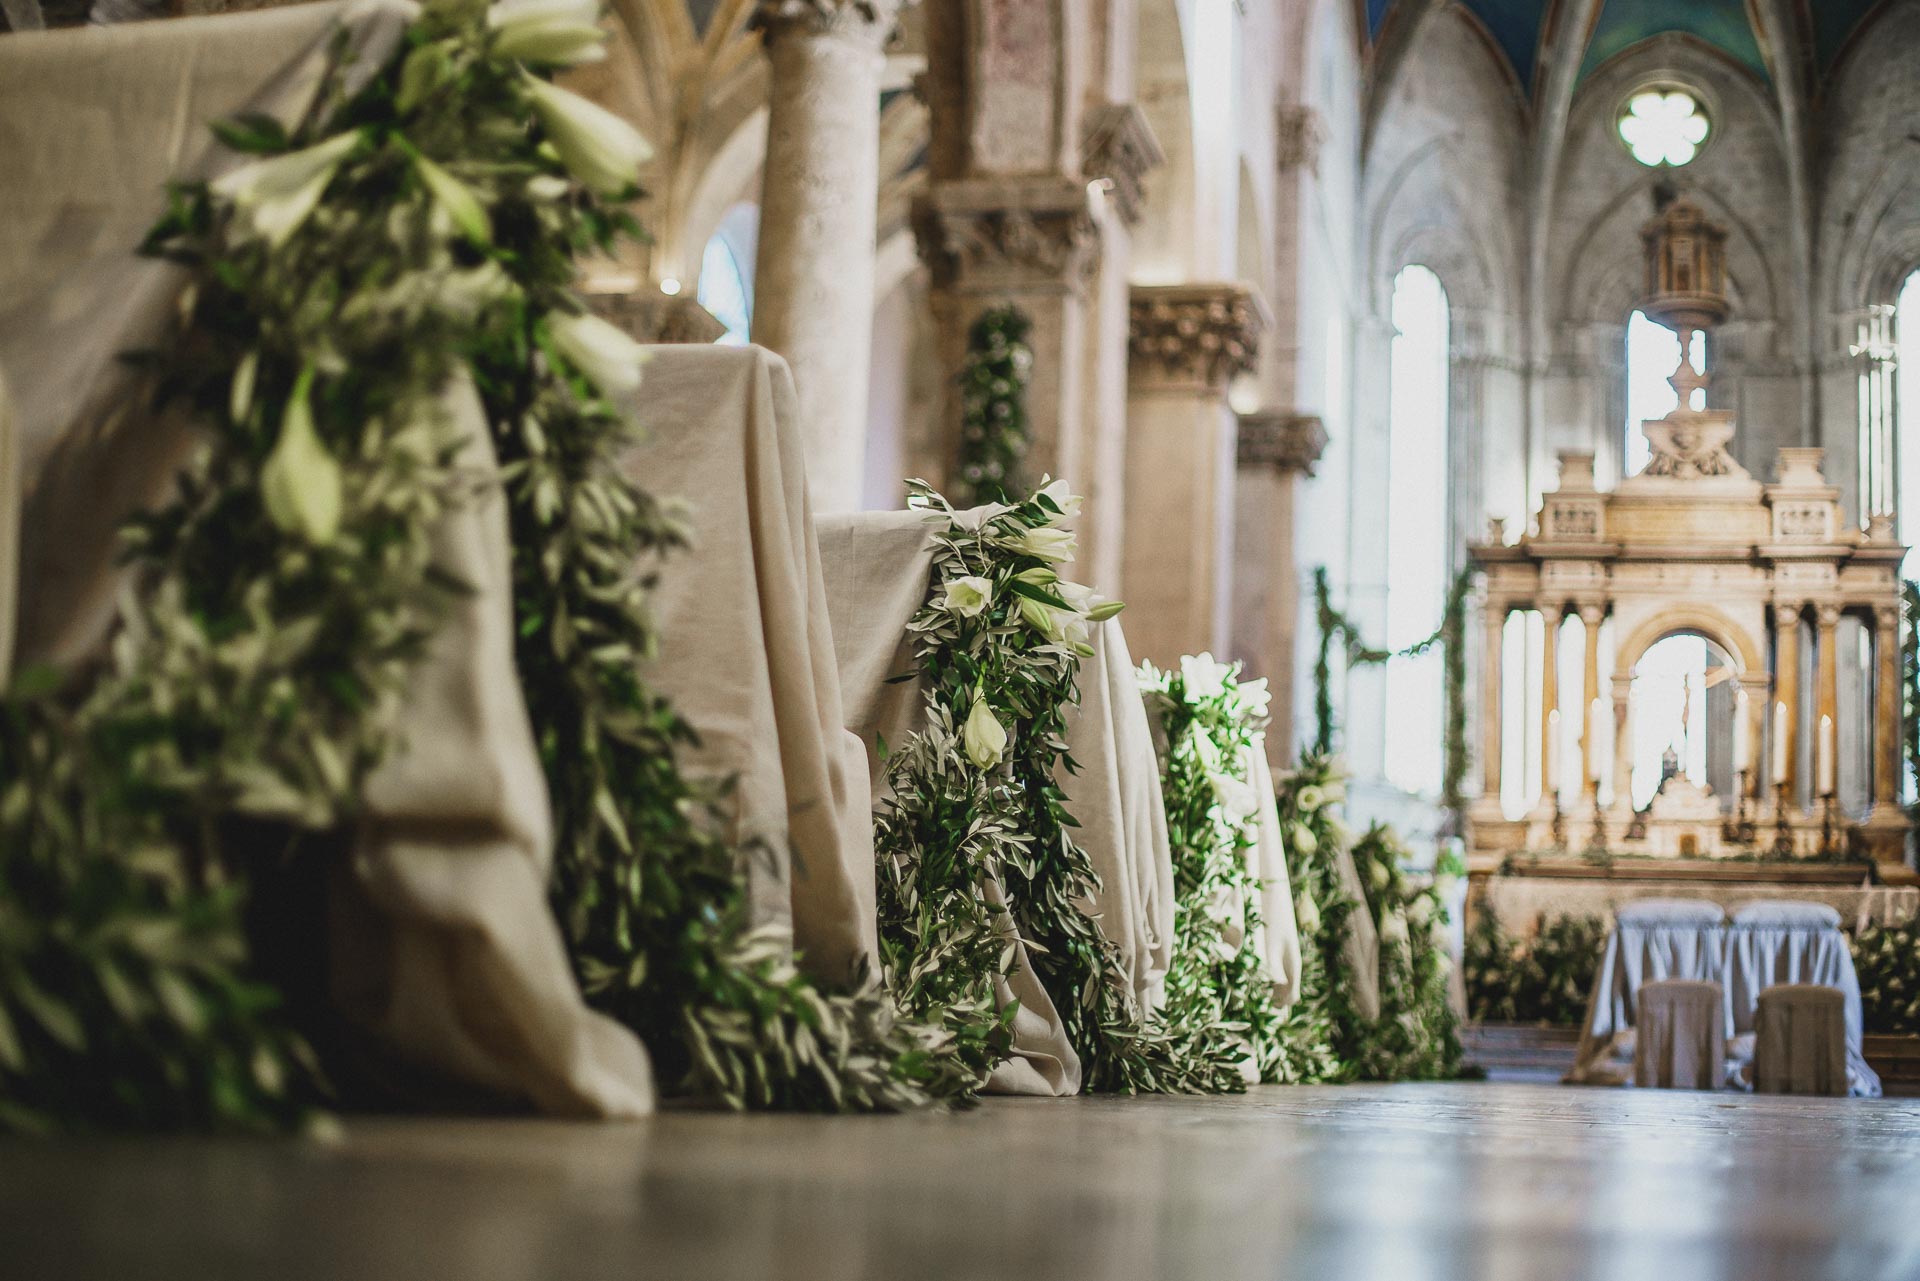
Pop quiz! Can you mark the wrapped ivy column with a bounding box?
[750,0,905,512]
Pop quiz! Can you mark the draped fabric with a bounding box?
[1631,979,1725,1090]
[1754,984,1850,1096]
[1244,739,1303,1008]
[0,2,655,1117]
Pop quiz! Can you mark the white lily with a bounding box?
[1005,524,1077,563]
[1407,896,1433,927]
[489,0,607,65]
[550,310,647,396]
[1295,890,1321,937]
[1369,859,1391,891]
[942,575,994,618]
[1290,821,1317,854]
[1295,784,1325,813]
[963,696,1008,770]
[261,366,344,546]
[1180,653,1232,702]
[1038,478,1083,520]
[411,150,492,244]
[522,72,652,195]
[211,130,360,248]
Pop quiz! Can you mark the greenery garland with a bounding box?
[1271,753,1357,1083]
[1464,908,1606,1027]
[1345,826,1462,1080]
[1852,920,1920,1036]
[1310,566,1473,819]
[873,481,1242,1095]
[952,306,1033,507]
[1903,581,1918,819]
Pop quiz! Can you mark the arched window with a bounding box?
[1897,270,1920,573]
[698,203,758,347]
[1383,265,1449,797]
[1623,310,1706,477]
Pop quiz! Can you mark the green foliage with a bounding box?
[1464,908,1606,1027]
[1344,826,1462,1081]
[1310,566,1473,819]
[1852,920,1920,1035]
[1904,581,1919,819]
[1271,754,1356,1083]
[1143,656,1298,1086]
[953,306,1033,506]
[875,483,1242,1095]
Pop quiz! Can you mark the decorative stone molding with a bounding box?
[750,0,904,44]
[1080,103,1164,227]
[1127,283,1265,391]
[584,289,727,346]
[1235,412,1327,476]
[1275,104,1325,174]
[912,176,1100,294]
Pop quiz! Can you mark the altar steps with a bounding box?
[1864,1035,1920,1095]
[1462,1023,1580,1083]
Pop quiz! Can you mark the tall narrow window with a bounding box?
[698,202,759,347]
[1858,302,1898,531]
[1623,310,1706,477]
[1384,265,1449,797]
[1896,271,1920,573]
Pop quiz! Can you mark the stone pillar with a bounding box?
[1121,283,1264,668]
[1874,603,1902,809]
[1478,597,1506,811]
[1579,602,1605,797]
[750,0,902,513]
[1774,601,1800,806]
[1539,605,1561,802]
[1816,603,1842,798]
[1232,411,1328,765]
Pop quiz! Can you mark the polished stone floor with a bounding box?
[4,1083,1920,1281]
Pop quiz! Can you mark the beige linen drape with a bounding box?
[624,344,880,986]
[0,1,653,1116]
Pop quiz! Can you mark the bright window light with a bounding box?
[1618,90,1709,168]
[1623,311,1705,477]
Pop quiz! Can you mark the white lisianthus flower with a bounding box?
[211,130,361,248]
[1295,890,1321,937]
[411,150,492,245]
[261,367,344,546]
[1179,653,1231,702]
[1210,771,1259,824]
[1379,911,1410,948]
[550,311,647,396]
[1407,896,1433,927]
[1038,478,1083,520]
[942,575,993,617]
[962,696,1008,770]
[1290,821,1317,854]
[522,72,652,195]
[1004,524,1077,563]
[1295,783,1325,813]
[1236,676,1271,720]
[489,0,607,65]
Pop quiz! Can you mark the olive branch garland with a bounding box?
[952,305,1033,507]
[1272,754,1361,1083]
[874,482,1244,1094]
[1345,826,1462,1081]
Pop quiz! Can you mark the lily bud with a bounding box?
[550,310,647,396]
[962,696,1008,770]
[210,130,361,248]
[522,71,653,196]
[411,149,492,245]
[489,0,607,65]
[261,366,344,546]
[1005,524,1077,563]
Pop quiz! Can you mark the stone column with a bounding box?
[750,0,902,513]
[1478,597,1506,811]
[1539,605,1561,802]
[1816,603,1842,799]
[1232,411,1328,764]
[1874,603,1902,809]
[1121,283,1264,668]
[1579,602,1605,798]
[1774,601,1800,806]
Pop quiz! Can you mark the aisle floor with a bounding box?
[3,1082,1918,1281]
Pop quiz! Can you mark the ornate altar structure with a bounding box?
[1466,191,1915,912]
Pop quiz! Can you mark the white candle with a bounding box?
[1589,697,1606,785]
[1733,689,1750,774]
[1772,700,1789,786]
[1547,708,1561,798]
[1818,713,1835,797]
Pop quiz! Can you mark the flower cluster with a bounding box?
[1852,921,1920,1035]
[1465,909,1607,1027]
[1346,826,1462,1081]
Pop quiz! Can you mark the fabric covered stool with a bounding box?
[1754,984,1848,1097]
[1633,979,1726,1090]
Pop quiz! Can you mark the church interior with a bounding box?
[4,0,1920,1276]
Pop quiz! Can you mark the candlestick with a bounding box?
[1733,689,1749,775]
[1588,696,1606,786]
[1772,699,1788,786]
[1817,713,1835,797]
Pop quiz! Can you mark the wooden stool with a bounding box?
[1634,979,1725,1090]
[1754,984,1848,1097]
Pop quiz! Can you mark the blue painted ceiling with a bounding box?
[1363,0,1885,94]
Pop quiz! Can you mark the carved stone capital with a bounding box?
[1236,411,1327,476]
[1128,283,1266,391]
[912,176,1101,294]
[1577,603,1607,628]
[1081,103,1164,227]
[750,0,904,45]
[1275,104,1325,174]
[1816,604,1844,630]
[1876,603,1901,632]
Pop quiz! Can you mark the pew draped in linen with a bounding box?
[0,1,654,1117]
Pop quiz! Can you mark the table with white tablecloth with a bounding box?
[1568,900,1879,1096]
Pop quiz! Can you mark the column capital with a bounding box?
[912,176,1100,295]
[1236,411,1327,476]
[750,0,905,45]
[1816,602,1844,629]
[1081,103,1164,228]
[1874,601,1900,630]
[1128,282,1267,392]
[1577,601,1606,627]
[1774,598,1806,623]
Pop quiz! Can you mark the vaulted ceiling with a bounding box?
[1361,0,1886,97]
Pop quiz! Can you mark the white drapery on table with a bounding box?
[0,2,655,1117]
[1568,900,1879,1095]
